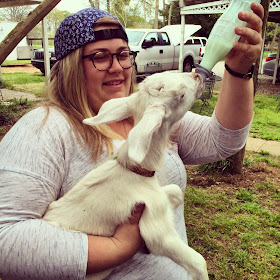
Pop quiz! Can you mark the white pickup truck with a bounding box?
[126,25,203,75]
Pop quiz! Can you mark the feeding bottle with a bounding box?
[195,0,261,81]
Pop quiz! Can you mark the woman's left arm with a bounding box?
[215,2,264,129]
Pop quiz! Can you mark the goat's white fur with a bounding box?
[43,71,209,280]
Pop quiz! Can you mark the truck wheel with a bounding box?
[277,68,280,81]
[40,68,45,75]
[183,58,193,72]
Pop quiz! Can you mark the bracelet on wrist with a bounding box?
[225,63,255,79]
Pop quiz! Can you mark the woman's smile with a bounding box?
[103,79,124,87]
[82,38,132,113]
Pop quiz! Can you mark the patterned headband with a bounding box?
[54,8,127,61]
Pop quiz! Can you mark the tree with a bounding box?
[0,0,61,64]
[265,22,280,50]
[154,0,159,28]
[168,1,173,25]
[0,5,33,22]
[106,0,110,12]
[160,0,218,34]
[141,0,147,27]
[46,8,71,37]
[137,0,155,28]
[109,0,152,28]
[162,0,165,24]
[88,0,95,8]
[271,23,279,50]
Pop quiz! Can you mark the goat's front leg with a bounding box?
[162,184,183,209]
[139,203,209,280]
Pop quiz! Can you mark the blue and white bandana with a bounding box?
[54,8,127,60]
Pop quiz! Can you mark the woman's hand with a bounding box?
[225,2,264,74]
[87,204,145,274]
[216,2,264,129]
[112,203,145,258]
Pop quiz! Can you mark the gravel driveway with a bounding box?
[0,88,40,101]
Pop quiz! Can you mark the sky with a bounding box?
[56,0,165,14]
[56,0,91,13]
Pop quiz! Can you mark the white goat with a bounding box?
[43,71,209,280]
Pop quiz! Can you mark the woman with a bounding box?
[0,4,264,280]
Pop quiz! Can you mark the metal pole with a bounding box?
[272,39,280,85]
[179,0,185,72]
[179,14,185,72]
[42,18,50,78]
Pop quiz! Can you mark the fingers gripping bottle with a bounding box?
[195,0,261,81]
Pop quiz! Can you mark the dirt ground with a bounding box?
[188,161,280,194]
[1,63,41,74]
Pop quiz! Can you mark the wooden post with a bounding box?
[0,0,61,65]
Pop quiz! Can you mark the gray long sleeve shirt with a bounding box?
[0,107,251,280]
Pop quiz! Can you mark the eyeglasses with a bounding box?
[82,50,137,71]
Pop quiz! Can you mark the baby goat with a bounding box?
[43,71,209,280]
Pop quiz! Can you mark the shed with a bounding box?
[0,0,61,78]
[0,20,32,60]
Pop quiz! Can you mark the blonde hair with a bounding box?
[43,17,136,161]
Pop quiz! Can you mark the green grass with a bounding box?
[0,67,279,279]
[263,51,270,59]
[1,68,280,141]
[1,60,31,65]
[0,98,37,123]
[250,94,280,141]
[186,152,280,280]
[0,98,38,137]
[1,72,45,97]
[185,186,280,279]
[191,91,280,142]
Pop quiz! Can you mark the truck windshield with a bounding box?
[126,31,145,46]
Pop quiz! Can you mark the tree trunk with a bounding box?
[271,23,279,51]
[154,0,159,29]
[162,0,165,25]
[142,0,147,28]
[107,0,110,13]
[254,0,271,95]
[229,0,271,174]
[0,0,61,65]
[88,0,95,8]
[168,1,174,25]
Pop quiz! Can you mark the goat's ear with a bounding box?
[140,78,164,96]
[128,105,165,164]
[83,95,136,126]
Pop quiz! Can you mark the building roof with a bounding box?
[181,0,280,23]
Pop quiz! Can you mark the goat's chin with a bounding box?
[196,84,204,99]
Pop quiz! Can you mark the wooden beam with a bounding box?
[0,0,61,64]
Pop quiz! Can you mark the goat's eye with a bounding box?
[180,94,185,99]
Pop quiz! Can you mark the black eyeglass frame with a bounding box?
[82,50,137,71]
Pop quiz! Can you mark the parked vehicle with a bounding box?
[31,26,203,76]
[185,37,207,56]
[31,48,56,74]
[126,27,202,75]
[262,53,280,81]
